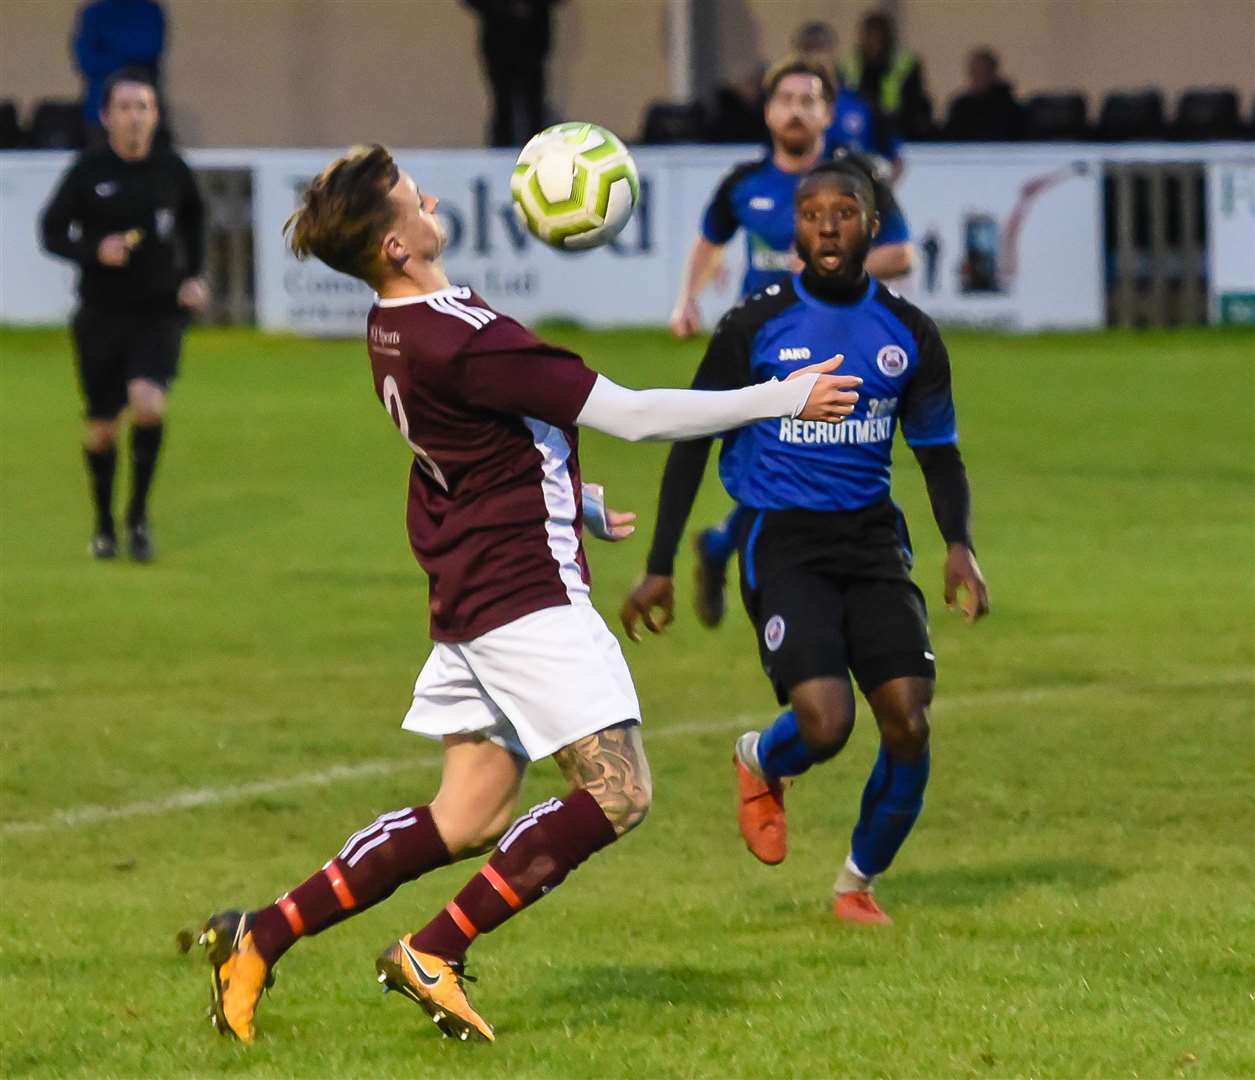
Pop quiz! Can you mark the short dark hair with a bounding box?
[762,57,835,104]
[102,67,158,110]
[970,46,999,70]
[285,144,402,284]
[796,161,875,209]
[862,11,894,35]
[792,21,835,53]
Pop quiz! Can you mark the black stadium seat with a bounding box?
[1173,88,1242,140]
[1097,89,1166,141]
[0,100,25,148]
[29,100,85,149]
[640,101,706,144]
[1022,93,1088,140]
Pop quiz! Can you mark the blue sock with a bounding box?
[850,746,931,877]
[755,710,820,778]
[700,506,746,565]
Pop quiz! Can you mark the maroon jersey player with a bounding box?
[196,145,860,1045]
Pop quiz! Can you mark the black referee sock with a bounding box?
[84,446,117,538]
[127,422,164,528]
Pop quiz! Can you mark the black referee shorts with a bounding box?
[72,306,185,420]
[739,501,936,703]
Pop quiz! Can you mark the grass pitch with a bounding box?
[1,323,1252,1079]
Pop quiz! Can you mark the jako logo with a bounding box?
[779,347,812,361]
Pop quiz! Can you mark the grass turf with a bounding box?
[1,323,1252,1079]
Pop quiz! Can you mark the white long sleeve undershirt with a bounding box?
[574,373,818,443]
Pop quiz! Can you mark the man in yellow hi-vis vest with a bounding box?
[841,12,931,140]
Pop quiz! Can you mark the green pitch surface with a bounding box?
[2,324,1252,1079]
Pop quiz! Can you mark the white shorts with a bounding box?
[402,603,641,761]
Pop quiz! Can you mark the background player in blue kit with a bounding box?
[669,58,913,342]
[624,161,990,925]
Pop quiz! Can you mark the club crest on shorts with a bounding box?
[764,615,786,652]
[876,345,909,377]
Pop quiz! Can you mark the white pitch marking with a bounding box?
[2,671,1249,837]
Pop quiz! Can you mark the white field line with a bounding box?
[2,671,1250,838]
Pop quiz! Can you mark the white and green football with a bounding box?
[510,122,640,250]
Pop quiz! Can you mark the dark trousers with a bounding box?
[484,54,545,147]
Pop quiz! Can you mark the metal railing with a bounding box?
[1105,162,1207,327]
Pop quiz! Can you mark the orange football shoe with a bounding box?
[376,938,494,1043]
[833,890,893,925]
[199,910,274,1043]
[734,732,786,865]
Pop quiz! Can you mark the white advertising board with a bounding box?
[894,150,1102,329]
[1206,159,1255,324]
[5,143,1250,333]
[252,145,1102,334]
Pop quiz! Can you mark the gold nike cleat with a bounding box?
[199,910,274,1044]
[376,938,495,1043]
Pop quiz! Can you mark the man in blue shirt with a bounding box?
[73,0,166,135]
[669,58,913,340]
[624,161,989,924]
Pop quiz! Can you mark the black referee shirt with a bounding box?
[40,144,205,314]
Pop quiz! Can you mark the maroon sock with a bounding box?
[250,805,451,965]
[410,789,617,963]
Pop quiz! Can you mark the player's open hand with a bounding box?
[620,574,675,642]
[669,298,702,339]
[177,277,210,313]
[789,354,862,423]
[943,544,990,623]
[97,232,133,267]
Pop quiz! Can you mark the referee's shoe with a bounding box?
[90,532,117,559]
[127,521,155,563]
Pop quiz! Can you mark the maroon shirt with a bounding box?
[366,286,598,642]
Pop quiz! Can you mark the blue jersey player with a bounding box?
[624,162,989,925]
[670,59,913,341]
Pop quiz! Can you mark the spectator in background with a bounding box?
[464,0,562,148]
[943,48,1023,141]
[72,0,165,140]
[841,11,931,139]
[793,20,902,180]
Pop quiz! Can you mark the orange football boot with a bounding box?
[376,938,495,1043]
[734,732,787,865]
[199,910,274,1043]
[833,890,893,925]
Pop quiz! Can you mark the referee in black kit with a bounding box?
[40,67,207,562]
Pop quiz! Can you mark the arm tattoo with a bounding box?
[554,723,652,835]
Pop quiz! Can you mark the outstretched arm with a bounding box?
[619,310,761,640]
[574,358,855,443]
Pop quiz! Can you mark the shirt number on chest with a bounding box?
[382,375,449,492]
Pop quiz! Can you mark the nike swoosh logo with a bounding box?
[399,941,442,988]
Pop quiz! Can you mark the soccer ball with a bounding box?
[510,122,640,250]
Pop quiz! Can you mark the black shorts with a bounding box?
[739,500,936,702]
[72,306,185,420]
